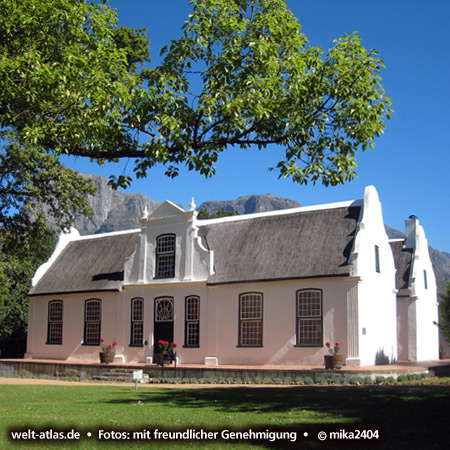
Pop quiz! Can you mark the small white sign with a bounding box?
[133,370,143,381]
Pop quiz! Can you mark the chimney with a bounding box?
[405,215,419,249]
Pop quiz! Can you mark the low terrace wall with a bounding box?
[0,359,431,382]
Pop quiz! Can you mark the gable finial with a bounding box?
[189,197,196,211]
[140,206,149,222]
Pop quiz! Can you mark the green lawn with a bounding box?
[0,383,449,449]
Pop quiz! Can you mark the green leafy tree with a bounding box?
[0,218,56,357]
[439,281,450,343]
[197,208,237,220]
[1,0,391,190]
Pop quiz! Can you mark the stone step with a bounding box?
[90,369,149,383]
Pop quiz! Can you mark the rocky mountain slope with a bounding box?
[71,174,449,293]
[199,194,301,215]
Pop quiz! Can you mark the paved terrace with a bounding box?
[1,358,449,382]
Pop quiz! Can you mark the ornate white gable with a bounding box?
[125,200,213,285]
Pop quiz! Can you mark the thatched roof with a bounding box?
[29,232,140,296]
[199,205,361,285]
[390,240,413,297]
[30,204,362,295]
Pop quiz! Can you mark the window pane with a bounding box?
[132,323,143,346]
[49,302,63,322]
[86,301,101,321]
[186,297,199,320]
[240,294,262,319]
[241,320,262,346]
[132,299,143,321]
[48,323,62,343]
[85,323,100,344]
[156,235,175,278]
[85,300,101,344]
[186,322,199,346]
[297,291,321,317]
[157,235,175,253]
[157,254,175,278]
[297,290,322,346]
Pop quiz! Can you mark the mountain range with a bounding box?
[71,174,449,293]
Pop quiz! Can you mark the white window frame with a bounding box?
[239,292,263,347]
[296,289,323,347]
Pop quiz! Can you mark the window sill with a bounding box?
[294,344,323,348]
[82,343,100,346]
[129,344,144,348]
[236,345,263,348]
[183,345,200,348]
[46,342,62,345]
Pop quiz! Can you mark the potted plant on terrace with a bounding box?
[324,341,345,369]
[99,339,117,364]
[155,340,177,365]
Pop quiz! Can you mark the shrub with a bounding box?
[314,376,327,385]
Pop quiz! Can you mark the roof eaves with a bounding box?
[206,272,352,286]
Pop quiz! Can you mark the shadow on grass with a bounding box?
[104,385,450,449]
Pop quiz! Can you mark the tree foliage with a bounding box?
[197,208,237,220]
[1,0,392,191]
[0,131,97,232]
[0,218,56,357]
[439,281,450,343]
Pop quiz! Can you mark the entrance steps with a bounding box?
[90,368,149,383]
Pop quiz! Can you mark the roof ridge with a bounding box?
[74,228,141,241]
[197,199,362,225]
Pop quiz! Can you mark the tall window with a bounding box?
[424,270,428,290]
[130,298,143,346]
[185,296,200,347]
[375,245,380,273]
[239,293,263,347]
[156,234,176,278]
[84,299,101,345]
[296,289,322,346]
[47,300,63,344]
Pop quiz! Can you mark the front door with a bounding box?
[154,297,174,357]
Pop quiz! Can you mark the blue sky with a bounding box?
[66,1,450,252]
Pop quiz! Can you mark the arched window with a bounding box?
[239,292,263,347]
[185,296,200,347]
[47,300,63,344]
[84,299,101,345]
[155,234,176,278]
[296,289,322,346]
[130,298,144,346]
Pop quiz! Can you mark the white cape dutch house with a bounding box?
[26,186,439,366]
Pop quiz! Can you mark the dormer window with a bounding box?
[156,234,176,278]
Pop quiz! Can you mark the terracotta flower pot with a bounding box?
[99,352,115,364]
[324,355,345,369]
[155,353,176,365]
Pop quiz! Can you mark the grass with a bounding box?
[0,383,449,449]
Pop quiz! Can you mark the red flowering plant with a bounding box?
[326,341,340,356]
[158,340,177,354]
[100,339,118,354]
